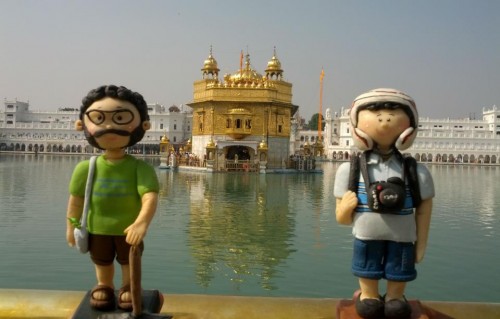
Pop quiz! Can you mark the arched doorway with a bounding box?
[226,145,252,161]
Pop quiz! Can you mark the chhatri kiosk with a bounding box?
[187,48,299,173]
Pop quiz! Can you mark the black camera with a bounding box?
[367,177,406,213]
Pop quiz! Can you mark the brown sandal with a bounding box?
[90,285,115,311]
[118,284,133,311]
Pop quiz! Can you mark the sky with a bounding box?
[1,0,499,121]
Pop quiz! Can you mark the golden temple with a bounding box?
[187,47,299,172]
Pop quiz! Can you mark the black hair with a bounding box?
[80,85,149,122]
[79,85,149,149]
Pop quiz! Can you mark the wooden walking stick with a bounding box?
[98,245,170,319]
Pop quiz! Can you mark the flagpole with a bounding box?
[318,68,324,141]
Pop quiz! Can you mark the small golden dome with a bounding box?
[266,53,282,71]
[202,54,218,70]
[206,137,216,148]
[265,47,283,79]
[161,134,170,143]
[201,46,220,77]
[258,139,268,150]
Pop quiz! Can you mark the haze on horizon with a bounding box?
[1,0,499,121]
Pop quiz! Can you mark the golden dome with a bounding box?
[206,137,216,148]
[266,51,282,71]
[258,139,268,150]
[265,47,283,79]
[160,134,170,143]
[226,53,265,85]
[266,56,281,70]
[202,54,218,70]
[201,46,220,77]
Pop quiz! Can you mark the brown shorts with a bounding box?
[89,234,144,266]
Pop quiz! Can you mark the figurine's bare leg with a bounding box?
[386,280,406,300]
[120,264,131,302]
[94,264,114,300]
[356,278,384,318]
[359,278,380,299]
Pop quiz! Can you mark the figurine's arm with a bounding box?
[415,198,433,263]
[335,191,358,225]
[124,192,159,246]
[66,195,84,247]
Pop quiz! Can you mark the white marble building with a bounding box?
[321,105,500,164]
[3,98,499,164]
[0,99,192,154]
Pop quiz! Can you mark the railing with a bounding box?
[178,156,205,167]
[225,160,258,172]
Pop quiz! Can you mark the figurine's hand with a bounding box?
[336,191,358,225]
[415,241,426,263]
[340,191,358,213]
[66,227,76,247]
[124,221,148,246]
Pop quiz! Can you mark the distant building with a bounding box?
[322,105,500,164]
[0,99,192,154]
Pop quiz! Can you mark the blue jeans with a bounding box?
[351,238,417,282]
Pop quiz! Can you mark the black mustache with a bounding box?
[94,129,131,138]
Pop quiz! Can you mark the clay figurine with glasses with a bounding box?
[66,85,160,311]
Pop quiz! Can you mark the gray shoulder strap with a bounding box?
[80,156,97,229]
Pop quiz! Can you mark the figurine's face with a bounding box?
[357,108,410,150]
[81,97,142,150]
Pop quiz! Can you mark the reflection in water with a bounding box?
[183,173,295,291]
[0,154,83,229]
[429,165,498,238]
[1,154,500,302]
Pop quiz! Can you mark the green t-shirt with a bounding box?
[69,155,159,235]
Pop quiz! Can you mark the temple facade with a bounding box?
[187,48,299,171]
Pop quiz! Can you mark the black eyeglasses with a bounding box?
[85,109,135,125]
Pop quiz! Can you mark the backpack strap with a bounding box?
[359,151,371,193]
[347,152,361,193]
[404,155,422,207]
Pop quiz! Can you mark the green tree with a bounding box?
[307,113,324,131]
